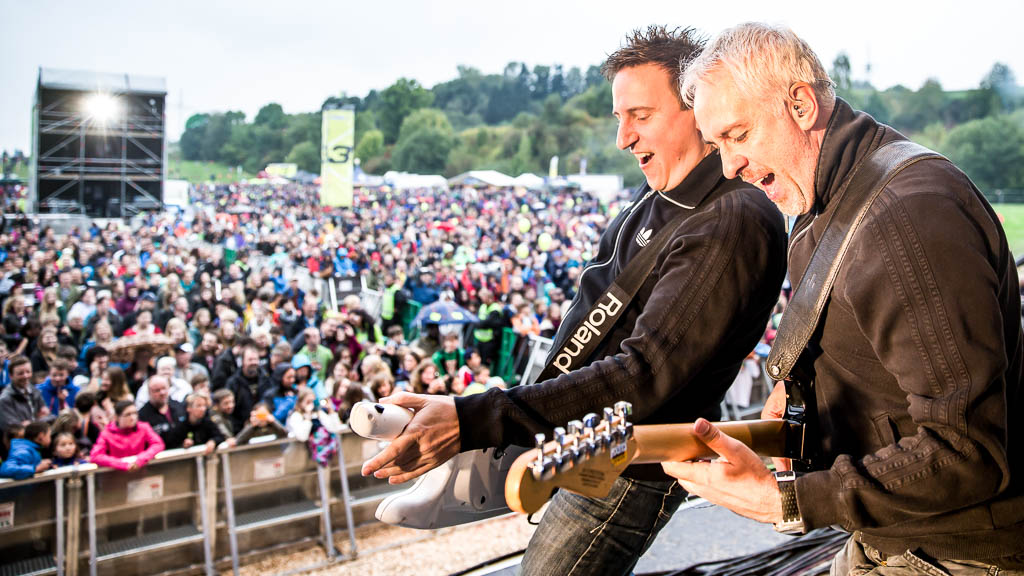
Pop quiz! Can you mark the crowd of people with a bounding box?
[0,178,620,479]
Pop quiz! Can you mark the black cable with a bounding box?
[639,529,847,576]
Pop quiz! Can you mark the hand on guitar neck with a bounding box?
[504,401,807,519]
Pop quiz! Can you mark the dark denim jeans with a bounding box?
[519,476,686,576]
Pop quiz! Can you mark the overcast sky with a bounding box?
[2,0,1021,152]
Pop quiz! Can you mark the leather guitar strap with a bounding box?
[537,208,691,383]
[767,140,943,381]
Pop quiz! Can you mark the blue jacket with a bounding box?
[37,379,80,415]
[0,438,43,480]
[291,354,326,401]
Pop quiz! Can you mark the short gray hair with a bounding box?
[681,22,835,111]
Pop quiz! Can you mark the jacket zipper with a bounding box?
[787,212,818,264]
[561,187,659,322]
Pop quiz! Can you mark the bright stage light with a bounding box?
[83,93,120,124]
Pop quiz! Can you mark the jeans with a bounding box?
[831,535,1024,576]
[519,476,685,576]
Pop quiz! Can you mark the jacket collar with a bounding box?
[652,151,727,209]
[808,98,887,216]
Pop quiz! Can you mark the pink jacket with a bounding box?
[89,421,165,471]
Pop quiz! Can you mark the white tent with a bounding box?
[447,170,516,188]
[512,173,545,190]
[383,171,449,190]
[567,174,625,204]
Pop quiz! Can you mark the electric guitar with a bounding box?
[504,401,809,514]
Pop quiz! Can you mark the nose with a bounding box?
[616,119,637,152]
[720,148,748,180]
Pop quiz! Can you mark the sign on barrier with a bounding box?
[0,501,13,528]
[253,456,285,480]
[126,475,165,503]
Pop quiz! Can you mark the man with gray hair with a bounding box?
[137,375,186,446]
[135,356,193,408]
[663,22,1024,573]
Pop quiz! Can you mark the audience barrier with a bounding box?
[0,430,405,576]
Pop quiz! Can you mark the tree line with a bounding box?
[177,56,1024,191]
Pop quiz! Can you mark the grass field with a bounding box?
[167,158,252,184]
[992,203,1024,258]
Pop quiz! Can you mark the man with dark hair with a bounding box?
[363,26,787,575]
[85,292,121,337]
[77,345,110,389]
[0,355,45,433]
[665,22,1024,574]
[286,297,320,341]
[211,336,256,391]
[225,345,273,433]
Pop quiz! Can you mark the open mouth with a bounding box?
[759,173,775,187]
[638,153,653,167]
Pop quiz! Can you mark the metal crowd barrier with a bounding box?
[0,465,76,576]
[0,430,405,576]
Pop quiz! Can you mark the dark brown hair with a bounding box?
[601,25,705,107]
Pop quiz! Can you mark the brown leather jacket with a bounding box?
[791,99,1024,565]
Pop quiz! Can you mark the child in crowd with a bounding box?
[462,365,491,396]
[0,421,52,479]
[337,386,369,424]
[209,389,236,439]
[431,332,464,379]
[287,389,344,466]
[51,430,87,467]
[456,349,482,391]
[89,401,164,471]
[190,374,210,397]
[286,389,343,440]
[366,372,393,401]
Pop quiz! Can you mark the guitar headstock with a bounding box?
[505,401,637,514]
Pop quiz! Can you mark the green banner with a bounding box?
[321,108,355,207]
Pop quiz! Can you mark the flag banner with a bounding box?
[321,108,355,207]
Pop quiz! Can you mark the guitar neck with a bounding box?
[631,419,792,464]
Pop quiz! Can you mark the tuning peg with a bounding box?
[580,416,597,456]
[614,401,632,418]
[531,433,556,480]
[602,407,615,443]
[553,427,566,457]
[567,420,583,437]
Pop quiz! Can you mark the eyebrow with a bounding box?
[615,106,655,117]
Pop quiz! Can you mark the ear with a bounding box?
[787,82,819,130]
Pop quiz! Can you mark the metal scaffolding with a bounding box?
[31,68,166,217]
